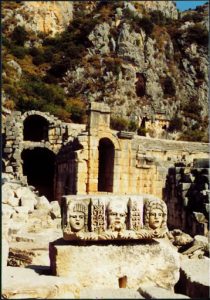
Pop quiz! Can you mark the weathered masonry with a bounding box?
[2,103,209,203]
[2,110,85,201]
[55,102,209,202]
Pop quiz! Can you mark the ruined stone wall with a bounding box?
[164,159,209,235]
[55,102,209,202]
[3,110,85,184]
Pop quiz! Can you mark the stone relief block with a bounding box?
[61,195,168,241]
[90,198,106,233]
[128,197,143,230]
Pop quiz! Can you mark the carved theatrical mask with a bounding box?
[144,199,167,232]
[107,201,127,232]
[149,208,163,230]
[69,211,85,232]
[67,202,88,233]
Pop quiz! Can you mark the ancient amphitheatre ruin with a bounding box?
[2,102,209,298]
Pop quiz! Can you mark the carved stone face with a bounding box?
[108,206,127,232]
[69,212,85,232]
[149,208,163,229]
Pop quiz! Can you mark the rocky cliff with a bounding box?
[2,1,209,141]
[2,1,73,37]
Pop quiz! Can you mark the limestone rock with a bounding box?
[2,183,18,206]
[35,195,51,211]
[20,188,38,211]
[2,266,80,299]
[88,22,111,55]
[3,1,73,37]
[175,256,210,298]
[79,288,143,299]
[50,201,61,219]
[50,238,180,290]
[2,204,15,219]
[7,60,22,81]
[2,237,9,269]
[138,284,189,299]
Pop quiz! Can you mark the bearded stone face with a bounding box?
[107,203,127,232]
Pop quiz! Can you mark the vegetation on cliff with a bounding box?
[2,1,208,141]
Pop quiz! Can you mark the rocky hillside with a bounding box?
[2,1,209,141]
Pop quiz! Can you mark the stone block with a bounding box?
[2,267,80,299]
[35,196,51,211]
[5,166,13,173]
[50,201,61,219]
[2,204,15,219]
[50,238,180,290]
[79,288,142,299]
[138,284,190,299]
[2,237,9,269]
[175,256,209,298]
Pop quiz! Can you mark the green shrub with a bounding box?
[16,95,45,111]
[181,98,202,115]
[182,13,203,23]
[150,10,168,25]
[110,115,129,131]
[186,24,208,46]
[137,17,154,35]
[137,127,147,136]
[168,116,183,132]
[179,129,206,142]
[11,26,28,46]
[65,98,87,123]
[128,120,138,132]
[162,76,176,96]
[10,46,28,59]
[32,54,45,66]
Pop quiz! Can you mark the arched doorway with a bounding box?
[23,115,49,141]
[98,138,114,192]
[21,148,55,201]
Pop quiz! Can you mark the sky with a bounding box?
[176,1,208,11]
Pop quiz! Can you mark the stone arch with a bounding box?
[21,147,55,201]
[98,132,121,151]
[23,114,49,142]
[98,138,115,192]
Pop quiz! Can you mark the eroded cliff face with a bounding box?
[62,2,208,139]
[3,1,73,36]
[2,1,209,141]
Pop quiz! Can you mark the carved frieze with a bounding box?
[61,195,168,241]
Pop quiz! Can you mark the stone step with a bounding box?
[79,288,143,299]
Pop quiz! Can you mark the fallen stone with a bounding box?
[2,204,15,218]
[2,267,80,299]
[194,235,208,247]
[50,200,61,219]
[2,237,9,269]
[50,238,180,290]
[15,206,30,214]
[2,184,19,206]
[175,256,209,298]
[11,211,28,223]
[138,284,190,299]
[20,194,36,211]
[35,196,51,211]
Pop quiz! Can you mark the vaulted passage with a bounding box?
[98,138,114,192]
[21,148,55,201]
[23,115,49,141]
